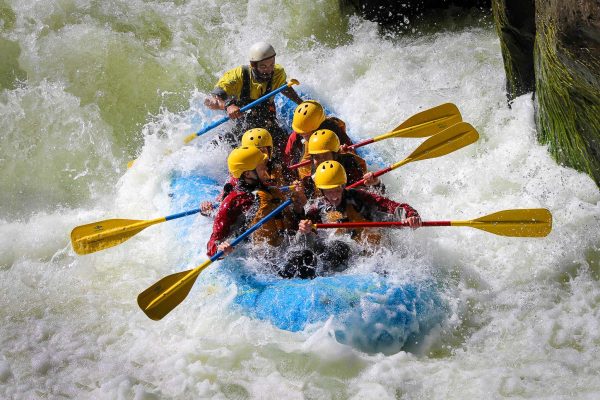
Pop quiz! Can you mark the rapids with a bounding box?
[1,0,600,398]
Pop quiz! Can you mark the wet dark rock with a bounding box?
[343,0,600,186]
[341,0,491,27]
[492,0,536,98]
[493,0,600,186]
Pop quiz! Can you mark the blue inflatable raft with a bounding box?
[169,172,447,354]
[168,92,447,354]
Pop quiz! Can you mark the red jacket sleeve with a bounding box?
[206,191,254,257]
[283,131,300,167]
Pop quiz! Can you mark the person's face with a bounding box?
[255,57,275,75]
[242,158,269,185]
[242,170,259,185]
[254,161,271,183]
[322,187,344,207]
[312,152,333,167]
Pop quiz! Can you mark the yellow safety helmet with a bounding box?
[308,129,340,154]
[241,128,273,148]
[313,160,347,189]
[227,146,268,178]
[292,100,326,134]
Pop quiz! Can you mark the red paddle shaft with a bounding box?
[314,221,450,229]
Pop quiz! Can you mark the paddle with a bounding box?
[314,208,552,238]
[70,185,296,255]
[127,80,300,168]
[288,102,462,170]
[183,79,300,144]
[71,209,202,256]
[137,199,293,320]
[346,122,479,189]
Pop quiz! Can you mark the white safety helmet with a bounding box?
[249,42,276,62]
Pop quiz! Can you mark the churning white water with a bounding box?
[2,0,600,398]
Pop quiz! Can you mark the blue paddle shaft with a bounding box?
[209,199,293,262]
[194,82,293,138]
[165,186,290,222]
[164,208,201,221]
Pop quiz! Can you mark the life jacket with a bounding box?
[238,65,277,129]
[267,160,289,186]
[323,192,382,246]
[250,188,296,247]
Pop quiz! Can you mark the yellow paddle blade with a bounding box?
[403,122,479,165]
[183,133,197,144]
[138,260,213,320]
[454,209,553,237]
[127,159,136,168]
[385,103,463,139]
[70,218,162,255]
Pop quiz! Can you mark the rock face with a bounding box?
[534,1,600,185]
[492,0,536,98]
[494,0,600,185]
[347,0,600,186]
[342,0,491,27]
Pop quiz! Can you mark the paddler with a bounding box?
[283,100,354,178]
[204,42,303,153]
[298,161,421,272]
[206,146,316,279]
[200,128,291,217]
[303,128,384,197]
[240,128,289,181]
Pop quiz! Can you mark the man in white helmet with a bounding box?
[204,42,303,158]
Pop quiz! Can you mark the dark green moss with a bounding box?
[535,18,600,185]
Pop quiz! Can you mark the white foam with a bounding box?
[2,1,600,398]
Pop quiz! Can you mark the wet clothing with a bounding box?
[274,249,317,279]
[305,189,419,246]
[283,117,352,173]
[269,240,352,279]
[211,65,288,157]
[336,153,368,186]
[282,188,419,275]
[206,180,302,257]
[200,160,291,219]
[206,179,322,280]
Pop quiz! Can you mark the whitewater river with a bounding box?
[2,0,600,398]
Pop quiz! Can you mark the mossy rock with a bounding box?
[534,0,600,185]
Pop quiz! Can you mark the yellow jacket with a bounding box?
[215,65,287,100]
